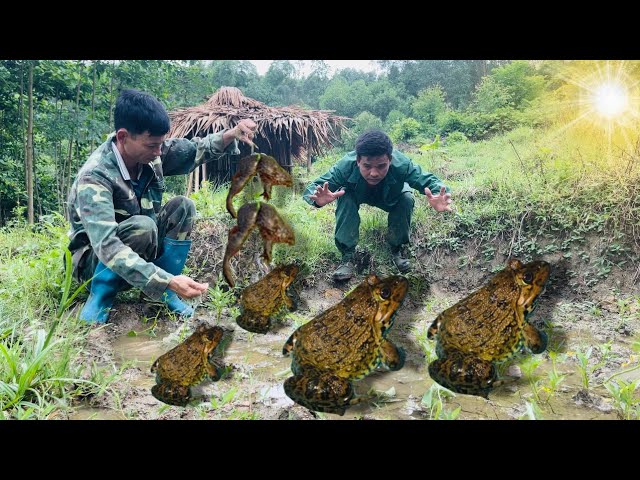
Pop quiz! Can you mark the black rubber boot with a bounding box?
[390,245,411,274]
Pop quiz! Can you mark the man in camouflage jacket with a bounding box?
[68,88,257,323]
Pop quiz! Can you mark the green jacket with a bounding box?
[67,132,238,299]
[303,149,448,207]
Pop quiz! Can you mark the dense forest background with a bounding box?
[2,59,614,225]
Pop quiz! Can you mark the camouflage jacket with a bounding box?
[303,149,449,207]
[67,132,238,299]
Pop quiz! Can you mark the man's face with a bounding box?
[119,129,165,164]
[357,154,391,186]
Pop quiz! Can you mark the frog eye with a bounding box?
[523,271,533,284]
[380,287,391,299]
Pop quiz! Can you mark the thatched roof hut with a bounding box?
[168,87,349,190]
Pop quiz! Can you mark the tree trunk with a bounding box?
[65,65,83,201]
[186,171,193,196]
[65,136,73,211]
[18,61,24,160]
[90,61,97,151]
[108,65,115,128]
[26,62,34,224]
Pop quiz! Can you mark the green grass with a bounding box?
[0,215,117,419]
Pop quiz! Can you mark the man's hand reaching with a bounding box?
[169,275,209,299]
[424,186,453,212]
[309,181,346,207]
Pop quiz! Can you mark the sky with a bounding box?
[248,60,381,77]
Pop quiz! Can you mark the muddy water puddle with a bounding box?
[112,334,169,369]
[69,406,127,420]
[102,298,636,420]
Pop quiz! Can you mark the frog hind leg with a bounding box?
[284,370,355,416]
[206,356,226,382]
[284,289,298,311]
[427,315,442,340]
[151,381,191,407]
[380,339,406,371]
[282,330,298,356]
[523,323,548,354]
[236,312,271,334]
[428,350,496,399]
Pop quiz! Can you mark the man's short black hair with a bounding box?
[114,89,170,136]
[355,130,393,159]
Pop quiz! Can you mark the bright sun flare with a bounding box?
[592,82,628,118]
[550,61,640,152]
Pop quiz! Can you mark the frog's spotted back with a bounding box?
[427,259,551,397]
[236,263,299,334]
[150,324,226,406]
[282,274,408,415]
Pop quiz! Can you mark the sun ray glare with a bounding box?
[548,60,640,158]
[544,110,595,141]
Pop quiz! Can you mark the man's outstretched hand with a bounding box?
[223,118,258,148]
[424,186,453,212]
[169,275,209,299]
[309,181,346,207]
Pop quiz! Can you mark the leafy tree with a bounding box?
[300,61,330,108]
[389,117,421,143]
[261,60,300,106]
[320,77,381,118]
[474,77,514,113]
[207,60,258,90]
[412,85,448,124]
[333,68,377,84]
[379,60,508,109]
[367,79,406,120]
[342,111,383,146]
[485,60,545,109]
[384,109,406,131]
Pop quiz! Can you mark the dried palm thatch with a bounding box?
[169,87,350,189]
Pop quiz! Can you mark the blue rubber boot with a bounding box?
[152,238,194,317]
[80,261,128,324]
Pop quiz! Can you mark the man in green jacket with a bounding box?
[303,130,452,280]
[68,88,257,323]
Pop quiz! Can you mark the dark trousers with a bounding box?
[334,186,414,258]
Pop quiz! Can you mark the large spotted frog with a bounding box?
[150,324,226,406]
[236,263,299,334]
[427,259,550,398]
[223,202,295,287]
[226,153,292,218]
[282,274,408,415]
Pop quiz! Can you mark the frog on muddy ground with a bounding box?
[282,273,409,415]
[150,323,231,407]
[427,258,551,398]
[236,263,300,334]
